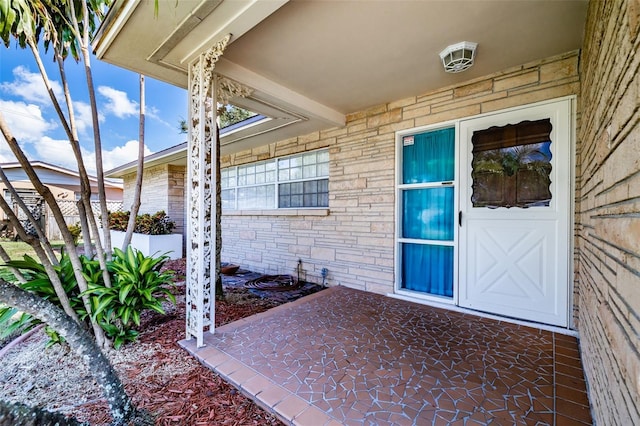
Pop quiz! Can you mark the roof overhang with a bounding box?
[95,0,588,155]
[1,161,123,189]
[105,142,187,178]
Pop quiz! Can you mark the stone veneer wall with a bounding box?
[123,164,186,238]
[220,50,580,296]
[576,1,640,424]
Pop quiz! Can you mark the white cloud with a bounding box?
[0,66,63,105]
[30,137,152,176]
[0,137,17,163]
[31,137,81,171]
[98,86,138,119]
[100,140,152,171]
[0,100,57,143]
[73,101,105,136]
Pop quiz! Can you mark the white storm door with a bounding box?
[458,99,572,327]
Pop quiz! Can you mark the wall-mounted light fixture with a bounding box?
[439,41,478,73]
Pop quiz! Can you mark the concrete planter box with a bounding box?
[107,230,183,260]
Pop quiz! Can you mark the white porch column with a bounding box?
[186,35,229,347]
[185,36,255,347]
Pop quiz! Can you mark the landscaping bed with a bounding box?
[0,259,324,425]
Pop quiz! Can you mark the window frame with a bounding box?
[221,148,330,211]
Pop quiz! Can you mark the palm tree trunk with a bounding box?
[123,75,146,249]
[0,400,83,426]
[0,184,80,324]
[0,280,138,426]
[0,166,58,265]
[28,39,110,285]
[0,113,106,347]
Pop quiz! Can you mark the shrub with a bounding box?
[0,253,91,347]
[84,247,175,349]
[107,211,129,232]
[0,249,175,349]
[107,210,175,235]
[67,222,82,245]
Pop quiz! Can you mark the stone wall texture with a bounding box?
[220,51,580,294]
[577,1,640,424]
[123,164,186,238]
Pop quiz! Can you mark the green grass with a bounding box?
[0,240,66,261]
[0,239,62,282]
[0,240,38,260]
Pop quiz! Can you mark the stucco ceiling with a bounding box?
[95,0,588,153]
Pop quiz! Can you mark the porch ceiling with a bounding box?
[95,0,587,154]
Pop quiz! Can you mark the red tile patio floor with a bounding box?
[179,286,592,426]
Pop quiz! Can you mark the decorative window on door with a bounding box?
[471,118,552,208]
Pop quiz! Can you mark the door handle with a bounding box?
[459,211,462,227]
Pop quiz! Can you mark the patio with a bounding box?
[179,286,592,425]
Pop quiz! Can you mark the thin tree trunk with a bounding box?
[0,195,80,323]
[0,245,26,284]
[0,280,140,426]
[50,43,110,284]
[0,166,58,265]
[71,0,112,261]
[0,113,106,347]
[77,200,93,257]
[122,75,146,250]
[28,39,111,286]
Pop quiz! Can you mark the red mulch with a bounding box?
[72,259,283,425]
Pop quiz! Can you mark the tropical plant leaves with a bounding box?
[3,247,174,349]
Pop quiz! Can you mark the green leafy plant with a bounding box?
[44,325,66,349]
[1,249,176,349]
[4,254,88,313]
[108,210,175,235]
[0,307,36,340]
[0,253,91,347]
[83,247,175,349]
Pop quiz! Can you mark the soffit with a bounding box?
[95,0,587,152]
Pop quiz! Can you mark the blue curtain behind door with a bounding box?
[402,244,454,297]
[403,188,454,240]
[403,128,455,184]
[401,128,455,297]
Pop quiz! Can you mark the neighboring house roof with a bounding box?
[105,114,270,178]
[1,161,123,190]
[95,1,588,154]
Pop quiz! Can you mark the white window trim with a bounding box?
[222,148,330,211]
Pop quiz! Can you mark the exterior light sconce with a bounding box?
[439,41,478,73]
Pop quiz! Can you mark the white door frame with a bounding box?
[393,96,576,329]
[394,121,460,305]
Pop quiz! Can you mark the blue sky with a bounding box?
[0,41,188,175]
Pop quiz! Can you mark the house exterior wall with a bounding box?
[123,164,186,238]
[220,50,580,295]
[167,165,186,238]
[576,1,640,424]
